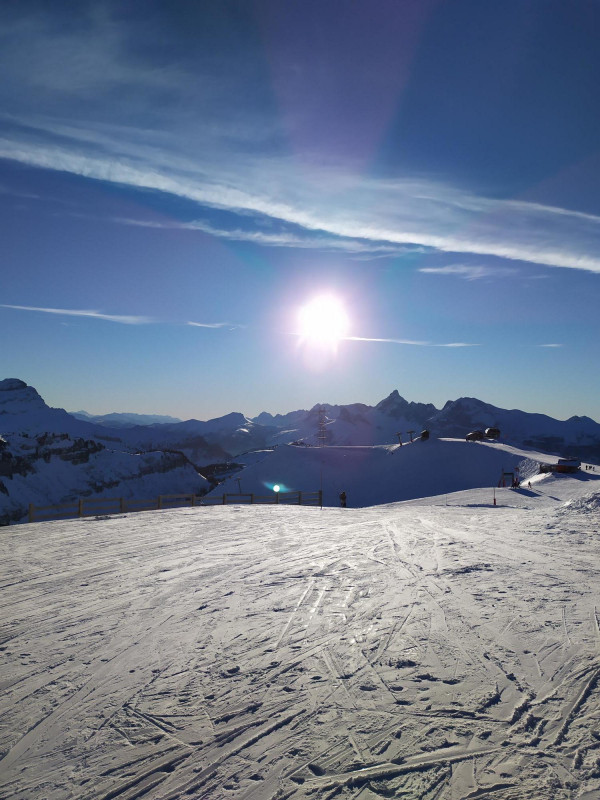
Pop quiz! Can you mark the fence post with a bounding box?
[251,493,254,504]
[158,495,163,509]
[298,491,302,505]
[319,490,323,509]
[191,494,196,507]
[78,498,84,518]
[120,497,125,513]
[223,494,227,505]
[29,503,35,523]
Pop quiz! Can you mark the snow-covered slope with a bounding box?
[2,471,599,799]
[433,396,600,456]
[0,432,209,525]
[0,380,209,524]
[207,438,563,507]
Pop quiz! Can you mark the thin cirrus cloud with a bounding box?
[187,321,241,329]
[345,336,479,348]
[112,216,406,254]
[2,5,600,276]
[0,304,153,325]
[3,128,600,275]
[419,264,517,280]
[1,305,244,330]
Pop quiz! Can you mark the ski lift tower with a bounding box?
[317,406,327,507]
[317,406,328,447]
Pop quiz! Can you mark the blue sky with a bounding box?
[1,0,599,421]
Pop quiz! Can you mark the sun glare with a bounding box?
[298,295,349,347]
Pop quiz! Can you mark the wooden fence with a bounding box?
[27,490,322,523]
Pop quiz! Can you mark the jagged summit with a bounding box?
[376,390,437,423]
[375,389,406,409]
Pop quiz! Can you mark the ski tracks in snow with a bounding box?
[1,497,600,799]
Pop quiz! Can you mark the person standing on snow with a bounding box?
[339,491,347,508]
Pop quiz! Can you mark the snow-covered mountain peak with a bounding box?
[198,411,253,432]
[438,396,498,425]
[0,378,28,391]
[375,390,437,425]
[375,389,408,414]
[0,378,48,418]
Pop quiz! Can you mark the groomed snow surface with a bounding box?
[2,469,600,799]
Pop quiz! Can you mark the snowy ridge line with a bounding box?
[27,488,323,521]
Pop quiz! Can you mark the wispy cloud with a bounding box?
[138,218,417,257]
[419,264,517,280]
[187,320,240,329]
[3,128,600,274]
[538,343,563,348]
[345,336,479,347]
[1,304,153,325]
[2,3,600,276]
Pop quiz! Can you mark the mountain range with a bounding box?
[70,410,182,427]
[1,377,599,523]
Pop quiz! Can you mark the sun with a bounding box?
[297,295,350,347]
